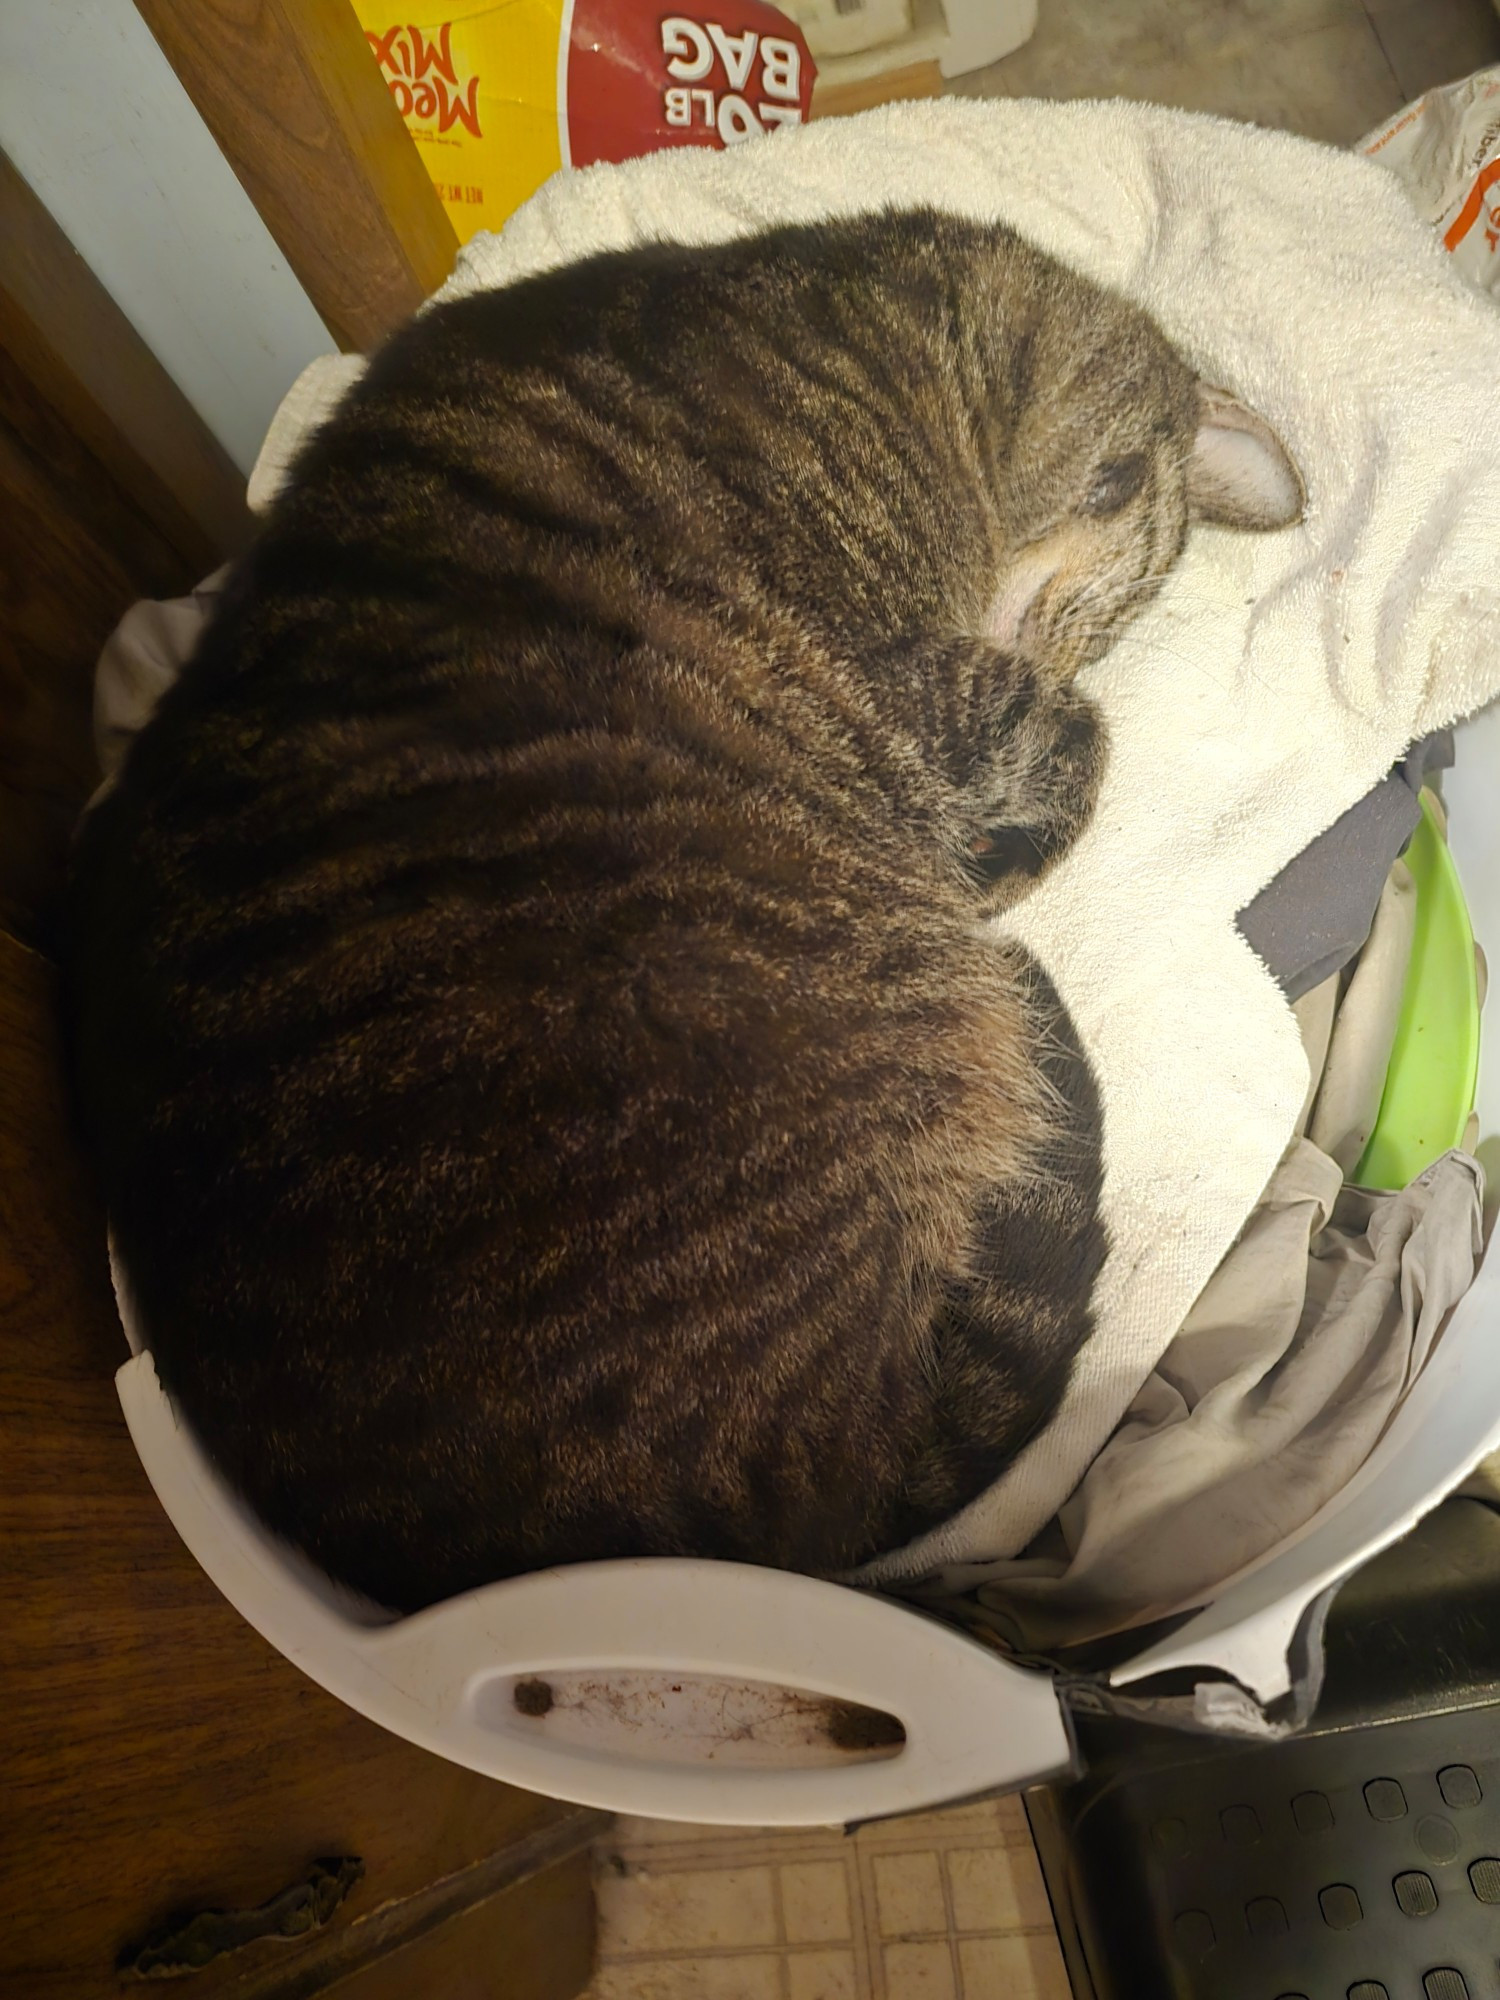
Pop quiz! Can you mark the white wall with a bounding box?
[0,0,336,477]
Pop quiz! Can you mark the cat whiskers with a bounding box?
[1050,572,1274,697]
[1054,571,1169,640]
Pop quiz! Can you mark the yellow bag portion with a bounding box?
[352,1,567,244]
[352,2,816,247]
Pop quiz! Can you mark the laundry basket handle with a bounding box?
[367,1557,1072,1823]
[118,1351,1070,1825]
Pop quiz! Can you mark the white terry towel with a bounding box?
[247,98,1500,1584]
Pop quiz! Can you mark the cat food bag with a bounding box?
[351,0,816,245]
[1360,65,1500,299]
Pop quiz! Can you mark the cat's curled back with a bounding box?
[67,210,1301,1611]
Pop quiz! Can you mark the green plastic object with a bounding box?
[1352,789,1480,1191]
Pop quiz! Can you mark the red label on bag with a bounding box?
[566,2,815,169]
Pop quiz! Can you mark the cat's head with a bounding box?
[989,331,1304,677]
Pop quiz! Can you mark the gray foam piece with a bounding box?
[1397,727,1454,795]
[1237,734,1453,1002]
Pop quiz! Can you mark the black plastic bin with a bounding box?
[1029,1497,1500,1999]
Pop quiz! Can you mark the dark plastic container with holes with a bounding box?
[1027,1498,1500,2000]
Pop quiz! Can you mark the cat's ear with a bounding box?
[1188,383,1304,531]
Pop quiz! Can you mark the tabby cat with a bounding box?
[67,208,1302,1612]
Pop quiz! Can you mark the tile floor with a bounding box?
[588,1795,1068,2000]
[584,3,1500,1996]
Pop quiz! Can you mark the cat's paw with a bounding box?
[964,824,1052,891]
[960,681,1105,908]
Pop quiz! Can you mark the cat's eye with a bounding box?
[1082,452,1149,518]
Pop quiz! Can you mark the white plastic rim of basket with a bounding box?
[113,1324,1073,1826]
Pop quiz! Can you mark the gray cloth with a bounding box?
[1238,732,1455,1001]
[1398,728,1455,796]
[930,1141,1484,1655]
[1239,775,1419,1000]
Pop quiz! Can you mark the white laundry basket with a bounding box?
[112,707,1500,1827]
